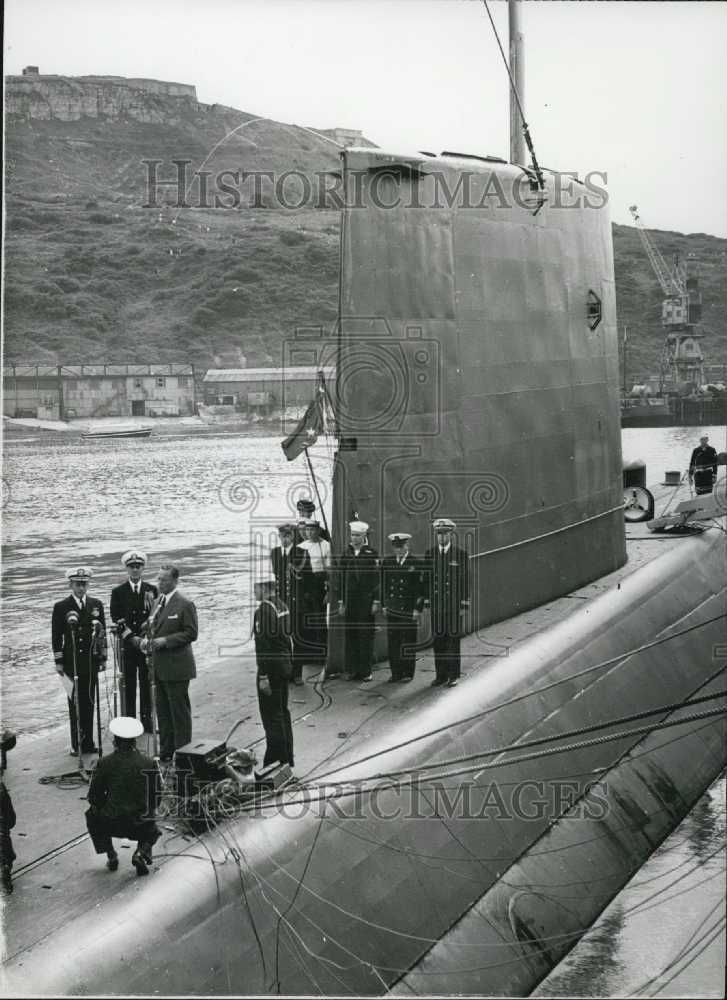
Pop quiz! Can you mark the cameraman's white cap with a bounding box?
[349,520,369,533]
[109,717,144,739]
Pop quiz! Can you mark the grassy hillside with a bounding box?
[4,103,727,373]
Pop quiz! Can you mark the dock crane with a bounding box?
[628,205,703,392]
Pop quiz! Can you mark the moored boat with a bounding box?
[80,424,153,439]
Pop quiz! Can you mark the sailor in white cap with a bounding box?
[85,717,160,876]
[425,519,470,687]
[52,567,107,756]
[381,533,427,682]
[334,520,381,681]
[110,551,158,730]
[253,575,295,768]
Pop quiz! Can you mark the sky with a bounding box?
[4,0,727,236]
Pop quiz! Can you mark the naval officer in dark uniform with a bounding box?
[253,576,295,768]
[270,523,311,685]
[381,533,426,682]
[688,435,719,495]
[85,716,160,876]
[110,550,158,730]
[336,521,381,682]
[424,519,470,688]
[52,567,107,755]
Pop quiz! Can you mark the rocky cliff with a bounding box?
[6,73,198,123]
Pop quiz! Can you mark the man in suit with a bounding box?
[52,567,107,756]
[110,550,158,730]
[381,533,426,683]
[424,519,470,688]
[139,564,198,763]
[336,521,381,682]
[688,435,719,495]
[253,576,295,768]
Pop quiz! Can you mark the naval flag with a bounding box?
[281,391,325,462]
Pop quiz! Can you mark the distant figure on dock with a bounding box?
[381,533,426,683]
[425,519,470,689]
[85,717,160,876]
[140,564,198,763]
[110,550,158,731]
[253,576,295,768]
[52,567,107,756]
[336,521,381,682]
[689,435,718,495]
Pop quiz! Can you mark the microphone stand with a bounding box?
[92,622,104,760]
[145,608,160,760]
[110,626,119,718]
[68,624,88,782]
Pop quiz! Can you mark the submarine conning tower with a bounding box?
[332,146,626,629]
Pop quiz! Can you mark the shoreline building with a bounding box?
[3,364,196,420]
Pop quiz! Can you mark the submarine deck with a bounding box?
[2,472,724,978]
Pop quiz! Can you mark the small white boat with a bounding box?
[81,424,153,440]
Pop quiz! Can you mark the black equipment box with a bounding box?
[255,762,293,790]
[175,739,227,783]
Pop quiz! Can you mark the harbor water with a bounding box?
[1,423,725,996]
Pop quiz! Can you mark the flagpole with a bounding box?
[304,447,330,539]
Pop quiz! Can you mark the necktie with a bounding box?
[158,595,166,611]
[80,598,85,611]
[133,584,139,595]
[398,556,403,566]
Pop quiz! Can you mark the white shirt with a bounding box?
[72,595,86,610]
[128,580,142,595]
[438,543,451,555]
[396,552,409,566]
[300,538,331,574]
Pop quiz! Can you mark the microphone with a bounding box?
[66,610,80,628]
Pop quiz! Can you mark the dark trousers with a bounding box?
[387,619,419,679]
[433,633,461,682]
[85,809,160,856]
[258,679,294,766]
[155,680,191,758]
[694,470,714,495]
[345,613,375,679]
[67,673,97,752]
[294,576,328,676]
[121,648,152,727]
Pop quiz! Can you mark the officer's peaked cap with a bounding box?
[66,566,93,581]
[121,549,147,567]
[388,532,412,545]
[432,518,456,530]
[277,522,296,533]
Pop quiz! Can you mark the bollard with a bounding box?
[623,459,646,489]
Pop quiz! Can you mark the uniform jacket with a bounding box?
[380,553,427,621]
[110,580,158,650]
[689,445,718,476]
[87,747,159,820]
[337,545,380,615]
[52,595,107,676]
[254,597,293,682]
[424,544,470,634]
[143,591,198,682]
[271,545,311,608]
